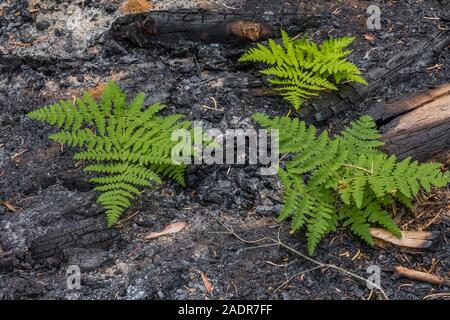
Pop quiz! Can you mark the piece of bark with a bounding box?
[109,9,321,46]
[371,84,450,161]
[394,266,450,287]
[370,228,436,249]
[29,216,118,261]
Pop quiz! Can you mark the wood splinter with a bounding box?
[394,266,450,287]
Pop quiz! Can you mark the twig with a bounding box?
[394,266,450,287]
[423,292,450,300]
[423,16,441,20]
[420,208,444,230]
[266,259,297,268]
[243,243,280,251]
[222,3,237,10]
[215,219,389,300]
[200,97,224,112]
[116,211,140,227]
[10,149,28,159]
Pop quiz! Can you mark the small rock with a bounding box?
[105,4,116,14]
[156,290,166,299]
[19,36,35,44]
[54,29,63,37]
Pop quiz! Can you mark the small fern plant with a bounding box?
[253,114,449,254]
[27,81,191,226]
[240,30,368,109]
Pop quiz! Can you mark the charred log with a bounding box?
[109,9,321,46]
[29,216,118,261]
[371,84,450,161]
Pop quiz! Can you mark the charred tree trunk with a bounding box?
[369,84,450,161]
[109,9,321,46]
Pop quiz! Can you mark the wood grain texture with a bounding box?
[378,85,450,161]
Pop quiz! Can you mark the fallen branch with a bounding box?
[214,218,389,300]
[394,266,450,287]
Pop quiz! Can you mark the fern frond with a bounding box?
[27,81,192,226]
[240,31,367,109]
[255,114,449,254]
[337,115,384,156]
[305,189,337,255]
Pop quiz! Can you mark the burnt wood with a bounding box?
[372,84,450,161]
[109,9,321,46]
[29,216,118,261]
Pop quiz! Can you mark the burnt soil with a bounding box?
[0,0,449,300]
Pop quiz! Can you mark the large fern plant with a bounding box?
[240,31,367,109]
[253,114,449,254]
[27,81,191,226]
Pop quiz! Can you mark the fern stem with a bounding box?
[342,163,374,175]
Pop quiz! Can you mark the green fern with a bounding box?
[253,113,449,254]
[27,81,191,226]
[240,30,367,109]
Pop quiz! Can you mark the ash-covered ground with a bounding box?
[0,0,449,300]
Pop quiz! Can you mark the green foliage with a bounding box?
[239,30,368,109]
[253,113,449,254]
[27,81,191,226]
